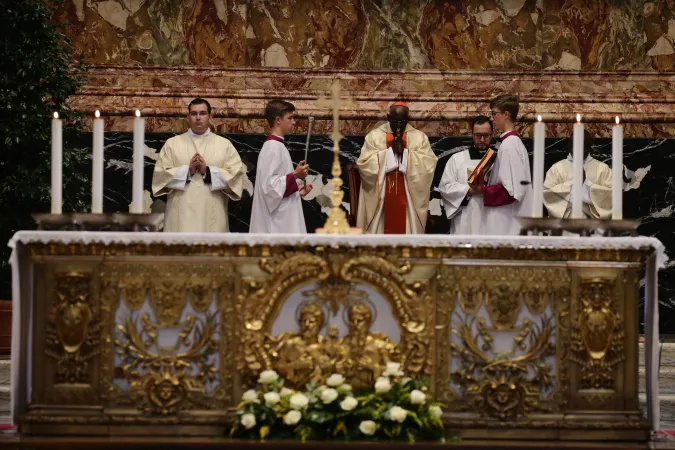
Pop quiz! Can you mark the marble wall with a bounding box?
[55,0,675,70]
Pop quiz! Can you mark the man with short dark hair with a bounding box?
[357,101,437,234]
[439,115,493,234]
[250,100,312,233]
[152,98,247,232]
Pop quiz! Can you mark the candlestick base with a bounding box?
[517,217,639,236]
[33,213,164,232]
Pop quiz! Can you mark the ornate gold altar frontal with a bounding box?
[16,237,654,441]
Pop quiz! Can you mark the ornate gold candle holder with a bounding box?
[517,217,640,236]
[33,212,164,232]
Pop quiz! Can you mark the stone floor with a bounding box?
[0,357,9,425]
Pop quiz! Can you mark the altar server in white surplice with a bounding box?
[152,98,247,232]
[544,129,613,219]
[479,94,532,235]
[250,100,313,234]
[439,115,493,235]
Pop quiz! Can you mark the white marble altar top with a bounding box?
[9,231,668,269]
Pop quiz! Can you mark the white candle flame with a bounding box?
[537,115,542,122]
[576,114,581,123]
[53,112,59,119]
[95,110,100,118]
[135,109,141,118]
[615,116,620,125]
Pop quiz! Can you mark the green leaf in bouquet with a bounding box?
[333,420,347,437]
[406,410,424,428]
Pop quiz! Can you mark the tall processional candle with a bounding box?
[92,110,104,213]
[531,115,545,218]
[571,114,584,219]
[51,112,62,214]
[132,109,145,214]
[612,116,623,220]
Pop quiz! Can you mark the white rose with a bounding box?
[359,420,377,435]
[338,384,352,393]
[258,370,279,384]
[264,391,280,406]
[280,387,293,398]
[283,410,302,425]
[290,393,309,410]
[374,377,392,394]
[242,389,259,403]
[389,406,407,423]
[326,374,346,387]
[401,377,412,385]
[241,413,256,429]
[320,388,339,404]
[429,405,443,419]
[410,389,426,405]
[340,396,358,411]
[382,362,404,377]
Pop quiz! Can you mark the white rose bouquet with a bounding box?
[229,367,446,443]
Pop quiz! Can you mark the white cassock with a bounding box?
[249,137,306,234]
[543,155,613,219]
[356,123,438,234]
[438,148,484,235]
[483,132,532,235]
[152,128,246,232]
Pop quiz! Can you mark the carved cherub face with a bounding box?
[348,304,372,334]
[299,304,324,338]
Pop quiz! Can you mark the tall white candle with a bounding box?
[532,115,545,218]
[612,116,624,220]
[51,112,62,214]
[92,110,104,213]
[571,114,584,219]
[131,109,145,214]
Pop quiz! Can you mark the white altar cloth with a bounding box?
[8,231,667,430]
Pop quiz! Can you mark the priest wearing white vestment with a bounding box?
[478,95,532,235]
[250,100,312,234]
[544,130,612,219]
[439,115,493,235]
[357,102,438,234]
[152,98,246,233]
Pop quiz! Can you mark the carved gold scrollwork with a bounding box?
[237,249,432,391]
[570,277,625,390]
[45,271,100,384]
[100,263,237,414]
[437,266,571,420]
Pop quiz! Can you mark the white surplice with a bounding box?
[438,148,484,235]
[483,132,532,236]
[250,137,306,234]
[152,129,246,232]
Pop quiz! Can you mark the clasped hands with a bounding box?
[189,153,207,176]
[293,160,313,197]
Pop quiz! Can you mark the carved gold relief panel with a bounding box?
[436,265,571,421]
[568,269,631,410]
[100,263,238,415]
[32,266,101,406]
[236,249,435,393]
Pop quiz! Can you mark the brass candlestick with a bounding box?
[315,81,362,235]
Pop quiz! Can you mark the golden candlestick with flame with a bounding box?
[315,81,362,235]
